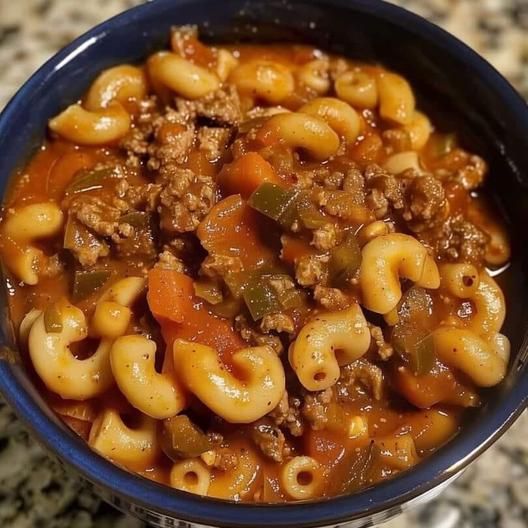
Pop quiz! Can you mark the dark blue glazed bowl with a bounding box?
[1,1,528,527]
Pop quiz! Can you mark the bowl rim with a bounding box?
[1,0,528,526]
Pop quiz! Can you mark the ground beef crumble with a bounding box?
[251,420,290,462]
[201,254,243,279]
[235,314,284,355]
[147,121,196,177]
[155,249,185,272]
[260,313,295,334]
[201,448,239,471]
[311,223,340,251]
[313,285,350,311]
[337,359,385,401]
[421,213,489,264]
[369,324,394,360]
[302,388,333,430]
[402,175,447,232]
[158,168,216,233]
[68,196,123,238]
[268,391,304,437]
[364,164,405,219]
[175,86,242,126]
[197,127,233,161]
[295,254,328,287]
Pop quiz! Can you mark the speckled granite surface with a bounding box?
[0,1,527,527]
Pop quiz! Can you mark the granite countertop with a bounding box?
[0,1,527,527]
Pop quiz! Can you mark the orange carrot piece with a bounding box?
[280,234,315,265]
[217,152,281,199]
[147,268,195,324]
[304,428,347,469]
[197,194,276,268]
[147,268,244,361]
[394,363,457,409]
[160,309,244,364]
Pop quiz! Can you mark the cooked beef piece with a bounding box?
[369,324,394,360]
[402,175,447,232]
[158,168,216,234]
[435,151,486,191]
[235,314,284,355]
[69,196,122,238]
[119,96,160,167]
[302,388,333,430]
[420,213,489,264]
[122,182,162,212]
[268,391,304,437]
[197,126,233,161]
[175,86,242,127]
[147,118,196,178]
[251,420,289,462]
[295,254,328,287]
[364,164,404,219]
[313,285,350,311]
[337,359,384,401]
[201,448,239,471]
[200,254,243,279]
[311,223,340,251]
[155,249,186,272]
[260,313,295,334]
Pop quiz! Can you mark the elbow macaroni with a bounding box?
[289,303,371,391]
[147,51,220,99]
[89,409,159,467]
[99,276,146,306]
[228,59,294,104]
[215,49,239,82]
[374,433,419,470]
[28,301,114,400]
[432,326,509,387]
[49,102,131,145]
[2,202,63,285]
[84,65,148,110]
[299,97,360,144]
[173,340,285,424]
[92,276,145,339]
[402,111,433,150]
[257,112,340,160]
[170,458,211,495]
[27,277,145,400]
[468,271,506,336]
[280,456,321,500]
[334,69,378,109]
[359,233,440,314]
[377,72,416,125]
[357,220,391,247]
[383,150,423,175]
[111,335,186,419]
[440,263,480,299]
[296,58,331,95]
[91,301,131,339]
[19,308,42,345]
[207,444,260,500]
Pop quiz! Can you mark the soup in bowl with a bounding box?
[0,0,527,526]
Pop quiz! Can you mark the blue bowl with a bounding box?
[1,1,528,527]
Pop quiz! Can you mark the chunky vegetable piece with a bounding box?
[147,269,244,359]
[2,28,511,503]
[218,152,282,198]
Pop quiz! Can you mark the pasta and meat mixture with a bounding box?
[0,26,512,502]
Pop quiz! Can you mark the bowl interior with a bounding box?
[0,1,527,527]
